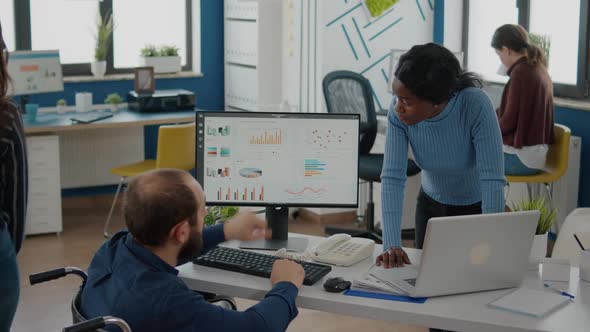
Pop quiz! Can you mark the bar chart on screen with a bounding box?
[304,159,327,177]
[248,128,284,145]
[216,185,265,201]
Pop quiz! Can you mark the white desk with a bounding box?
[178,233,590,332]
[23,109,199,234]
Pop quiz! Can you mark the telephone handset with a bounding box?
[311,234,375,267]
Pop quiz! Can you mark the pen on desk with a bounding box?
[543,283,575,300]
[574,234,586,251]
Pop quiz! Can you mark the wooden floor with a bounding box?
[13,195,425,332]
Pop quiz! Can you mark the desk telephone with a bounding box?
[311,234,375,267]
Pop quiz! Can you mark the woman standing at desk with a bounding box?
[492,24,554,175]
[0,22,28,331]
[376,43,506,269]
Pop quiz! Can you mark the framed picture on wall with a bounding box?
[134,66,155,94]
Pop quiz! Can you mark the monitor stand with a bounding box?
[239,205,309,252]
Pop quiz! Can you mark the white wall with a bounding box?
[319,0,434,112]
[443,0,463,52]
[284,0,435,114]
[282,0,434,219]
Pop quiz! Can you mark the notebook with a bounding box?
[488,288,572,318]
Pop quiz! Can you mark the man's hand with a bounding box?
[270,259,305,289]
[375,246,411,269]
[223,212,270,241]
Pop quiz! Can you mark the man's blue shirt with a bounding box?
[81,224,299,332]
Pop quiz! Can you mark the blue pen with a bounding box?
[544,283,575,300]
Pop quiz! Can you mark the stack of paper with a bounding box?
[351,273,404,295]
[488,288,572,318]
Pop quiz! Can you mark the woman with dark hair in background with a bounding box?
[492,24,554,176]
[376,43,505,332]
[0,21,28,330]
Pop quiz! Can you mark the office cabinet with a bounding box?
[224,0,282,111]
[25,135,63,235]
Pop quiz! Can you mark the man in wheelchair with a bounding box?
[80,169,304,332]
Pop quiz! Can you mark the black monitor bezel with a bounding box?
[195,111,360,208]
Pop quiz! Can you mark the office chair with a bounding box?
[322,71,421,243]
[505,124,571,224]
[103,122,196,237]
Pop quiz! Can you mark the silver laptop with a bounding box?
[370,211,539,298]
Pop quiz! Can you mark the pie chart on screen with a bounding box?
[239,168,262,178]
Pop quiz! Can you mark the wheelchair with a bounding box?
[29,266,237,332]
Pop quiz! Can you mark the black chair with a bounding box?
[322,71,421,243]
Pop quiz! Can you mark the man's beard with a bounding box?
[177,227,203,262]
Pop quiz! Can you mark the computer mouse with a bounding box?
[323,277,351,293]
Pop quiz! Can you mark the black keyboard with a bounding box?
[193,246,332,286]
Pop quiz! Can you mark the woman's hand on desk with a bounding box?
[376,247,411,269]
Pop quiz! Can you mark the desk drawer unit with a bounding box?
[25,135,62,235]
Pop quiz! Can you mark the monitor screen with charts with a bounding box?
[196,111,360,251]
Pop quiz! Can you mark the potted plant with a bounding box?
[529,32,551,66]
[56,98,67,114]
[104,93,123,112]
[92,11,114,77]
[204,206,240,226]
[139,45,181,74]
[511,197,557,269]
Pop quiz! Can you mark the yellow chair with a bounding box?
[103,122,196,237]
[506,124,571,214]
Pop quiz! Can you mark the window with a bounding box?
[113,0,188,69]
[30,0,97,64]
[529,0,580,85]
[7,0,196,76]
[465,0,517,84]
[0,0,15,51]
[464,0,590,98]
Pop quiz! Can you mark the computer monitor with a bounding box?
[6,50,64,112]
[196,111,360,251]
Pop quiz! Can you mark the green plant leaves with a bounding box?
[511,196,557,235]
[104,93,123,104]
[95,11,113,61]
[140,45,159,57]
[365,0,399,17]
[528,32,551,64]
[159,45,179,56]
[140,45,179,57]
[203,206,240,226]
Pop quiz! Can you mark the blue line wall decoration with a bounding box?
[369,17,403,41]
[320,0,433,111]
[341,24,359,60]
[352,17,371,58]
[416,0,426,21]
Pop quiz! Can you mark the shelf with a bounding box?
[225,0,258,20]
